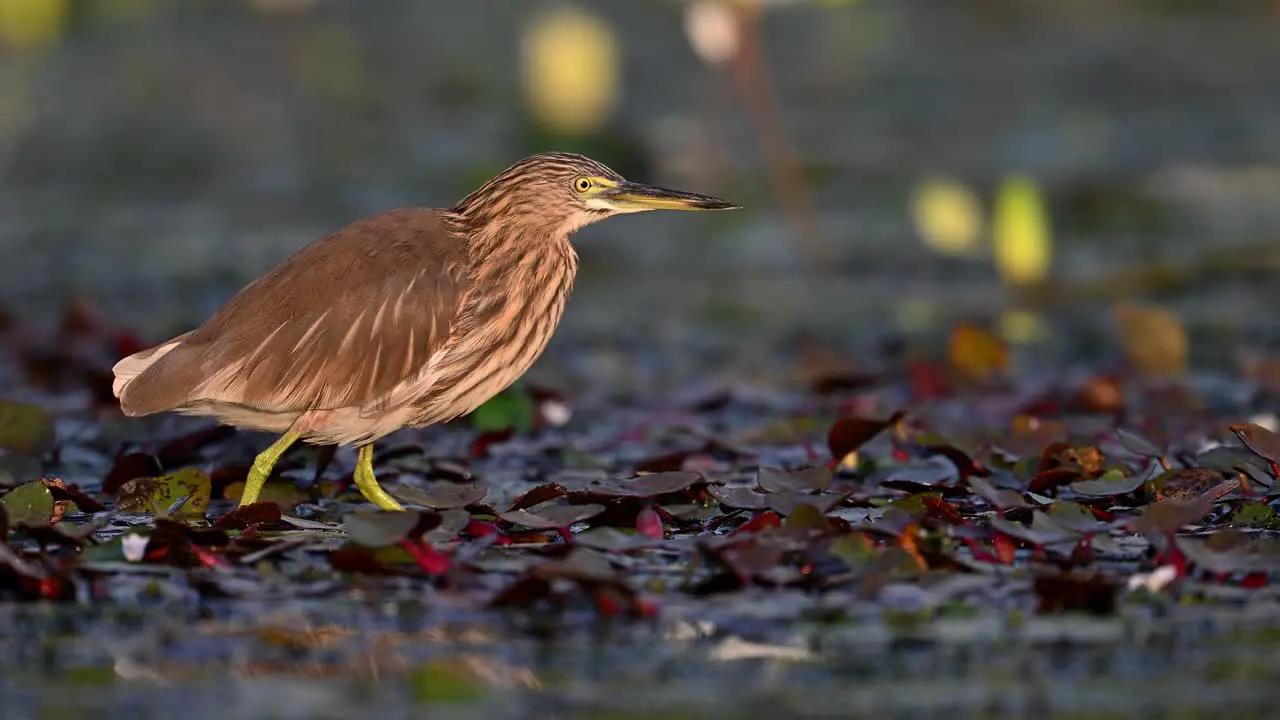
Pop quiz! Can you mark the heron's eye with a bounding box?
[574,177,593,193]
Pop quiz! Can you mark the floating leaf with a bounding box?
[389,482,486,510]
[784,503,828,530]
[498,502,604,530]
[1228,423,1280,465]
[114,468,211,517]
[757,467,832,494]
[0,479,54,526]
[1114,428,1164,458]
[1069,468,1146,497]
[991,511,1078,546]
[707,484,770,510]
[1130,496,1214,535]
[0,399,55,456]
[212,502,282,531]
[967,475,1027,510]
[635,505,664,539]
[344,510,422,548]
[589,472,702,498]
[826,411,904,463]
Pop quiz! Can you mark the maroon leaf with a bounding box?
[102,452,162,495]
[508,482,568,511]
[826,410,905,461]
[1130,496,1215,535]
[213,502,283,530]
[1229,423,1280,464]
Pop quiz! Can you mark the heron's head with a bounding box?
[451,152,739,238]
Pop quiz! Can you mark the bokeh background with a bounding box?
[2,0,1279,391]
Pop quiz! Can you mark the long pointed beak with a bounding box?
[602,181,740,212]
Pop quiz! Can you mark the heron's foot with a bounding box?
[239,431,301,507]
[353,443,404,511]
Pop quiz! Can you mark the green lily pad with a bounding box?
[0,480,55,526]
[0,400,55,456]
[114,468,211,517]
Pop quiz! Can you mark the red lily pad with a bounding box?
[498,502,605,530]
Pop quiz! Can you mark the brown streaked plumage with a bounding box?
[112,152,738,510]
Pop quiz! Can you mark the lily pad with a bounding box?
[498,502,605,529]
[0,400,55,456]
[344,509,422,548]
[1068,468,1147,497]
[991,511,1079,546]
[757,467,832,494]
[1229,423,1280,464]
[708,484,770,510]
[115,468,212,517]
[588,472,702,498]
[389,481,486,509]
[0,480,54,527]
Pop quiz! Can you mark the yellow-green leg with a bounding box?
[354,444,404,511]
[239,431,301,507]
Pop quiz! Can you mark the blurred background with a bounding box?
[1,0,1279,391]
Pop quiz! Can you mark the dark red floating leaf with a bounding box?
[508,483,568,511]
[102,452,163,495]
[826,410,905,462]
[757,467,833,494]
[1034,571,1120,615]
[1229,423,1280,465]
[213,502,283,530]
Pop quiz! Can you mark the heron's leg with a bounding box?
[240,431,301,507]
[353,443,404,511]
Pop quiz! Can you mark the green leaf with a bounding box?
[1068,468,1147,497]
[469,387,535,433]
[114,468,211,517]
[0,480,55,526]
[0,400,55,456]
[1233,502,1280,530]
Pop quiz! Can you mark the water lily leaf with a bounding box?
[423,508,472,543]
[470,388,535,433]
[1114,428,1164,458]
[589,472,701,497]
[757,467,832,494]
[0,480,54,526]
[0,400,55,456]
[826,411,904,462]
[1130,496,1214,535]
[991,511,1078,546]
[574,526,654,552]
[1068,468,1146,497]
[389,482,486,509]
[1229,423,1280,464]
[767,491,843,517]
[212,502,282,530]
[115,468,211,517]
[498,502,604,529]
[784,503,828,530]
[967,475,1027,510]
[344,509,421,548]
[1195,445,1268,475]
[708,484,770,510]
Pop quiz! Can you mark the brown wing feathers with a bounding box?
[116,209,469,417]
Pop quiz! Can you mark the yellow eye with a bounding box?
[574,177,593,193]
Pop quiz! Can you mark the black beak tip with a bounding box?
[700,198,741,210]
